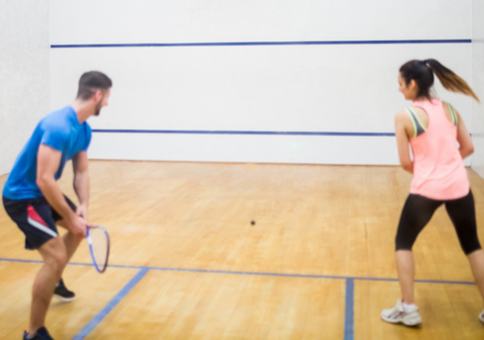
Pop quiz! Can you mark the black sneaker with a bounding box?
[23,327,54,340]
[53,279,75,302]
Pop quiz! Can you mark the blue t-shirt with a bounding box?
[3,106,92,200]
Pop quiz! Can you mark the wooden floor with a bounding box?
[1,161,484,339]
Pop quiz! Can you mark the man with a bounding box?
[2,71,112,340]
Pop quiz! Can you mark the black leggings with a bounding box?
[396,190,482,255]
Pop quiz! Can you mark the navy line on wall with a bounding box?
[51,39,471,49]
[92,129,395,137]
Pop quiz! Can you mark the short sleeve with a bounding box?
[82,125,92,152]
[41,127,67,152]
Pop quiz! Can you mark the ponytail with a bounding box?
[424,59,480,102]
[399,59,480,102]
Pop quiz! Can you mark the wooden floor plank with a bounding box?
[1,162,483,339]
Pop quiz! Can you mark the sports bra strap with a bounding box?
[405,107,426,138]
[446,103,458,126]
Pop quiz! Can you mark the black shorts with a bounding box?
[2,195,77,250]
[395,190,481,255]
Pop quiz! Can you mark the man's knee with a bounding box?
[51,251,67,273]
[69,231,85,242]
[39,237,68,275]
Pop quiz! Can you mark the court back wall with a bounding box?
[472,0,484,178]
[0,0,50,176]
[50,1,474,165]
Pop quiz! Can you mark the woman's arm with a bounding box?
[395,110,413,174]
[455,111,474,159]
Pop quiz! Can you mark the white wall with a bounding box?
[0,0,51,175]
[50,0,473,165]
[472,0,484,178]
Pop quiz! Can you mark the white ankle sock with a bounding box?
[403,302,416,311]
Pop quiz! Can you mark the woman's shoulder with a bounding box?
[395,109,412,126]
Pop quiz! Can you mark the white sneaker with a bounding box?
[381,300,422,326]
[479,310,484,324]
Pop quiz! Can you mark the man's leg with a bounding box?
[57,219,83,261]
[52,221,83,302]
[52,196,83,301]
[29,237,68,337]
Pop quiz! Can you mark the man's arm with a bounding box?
[37,144,87,237]
[72,151,89,220]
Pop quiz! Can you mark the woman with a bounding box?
[381,59,484,326]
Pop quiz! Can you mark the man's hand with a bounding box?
[76,204,88,220]
[68,214,90,238]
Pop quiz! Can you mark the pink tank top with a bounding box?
[408,98,469,200]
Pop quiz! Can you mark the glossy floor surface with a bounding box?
[1,161,483,339]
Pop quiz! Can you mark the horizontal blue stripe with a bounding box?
[92,129,395,137]
[0,258,474,285]
[72,268,149,340]
[51,39,471,49]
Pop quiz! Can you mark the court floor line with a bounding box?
[69,270,356,340]
[344,279,355,340]
[65,269,355,340]
[72,267,149,340]
[0,257,475,286]
[1,258,480,340]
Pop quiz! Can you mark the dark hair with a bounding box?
[76,71,112,100]
[399,59,479,102]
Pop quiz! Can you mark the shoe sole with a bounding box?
[54,294,75,302]
[381,315,421,327]
[402,319,422,327]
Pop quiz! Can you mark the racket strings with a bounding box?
[88,227,109,272]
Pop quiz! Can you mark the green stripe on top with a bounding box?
[405,108,418,138]
[409,108,427,132]
[447,103,458,125]
[406,107,427,138]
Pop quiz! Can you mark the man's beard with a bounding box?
[94,100,102,116]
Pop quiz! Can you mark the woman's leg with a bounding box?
[394,194,441,304]
[468,250,484,304]
[395,250,416,303]
[381,194,441,325]
[445,191,484,304]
